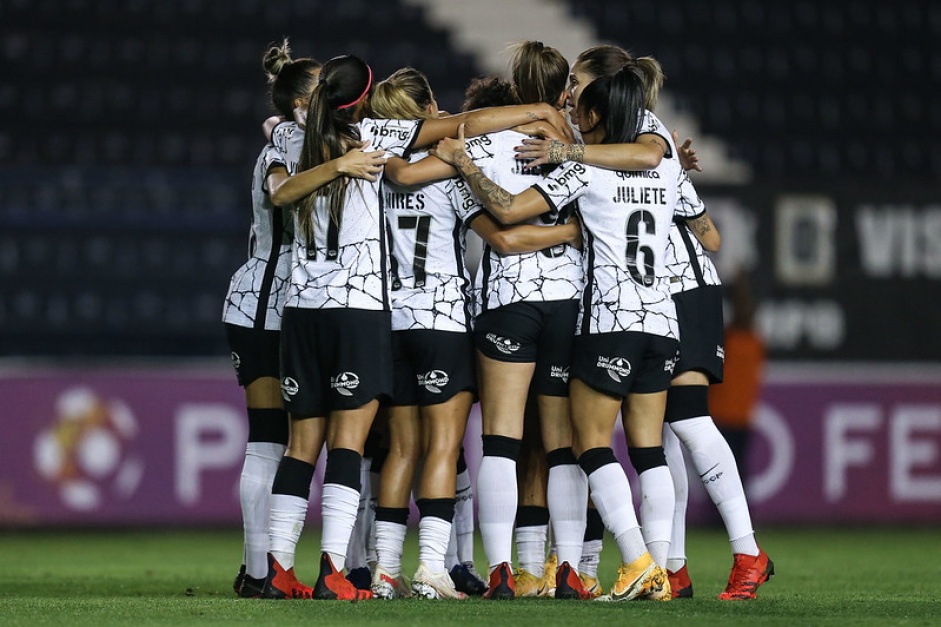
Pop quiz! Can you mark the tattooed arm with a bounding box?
[685,211,720,252]
[432,124,550,225]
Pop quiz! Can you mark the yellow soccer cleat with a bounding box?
[598,553,671,602]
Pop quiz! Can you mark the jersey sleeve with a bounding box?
[361,118,424,157]
[674,170,706,220]
[531,161,591,212]
[449,177,486,226]
[259,144,286,194]
[270,121,297,155]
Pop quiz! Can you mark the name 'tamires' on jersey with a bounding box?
[384,149,474,332]
[272,118,423,311]
[461,130,583,314]
[222,143,294,330]
[532,143,699,339]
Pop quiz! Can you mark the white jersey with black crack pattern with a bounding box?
[271,118,424,311]
[532,111,701,339]
[384,148,474,332]
[461,129,583,315]
[222,143,293,330]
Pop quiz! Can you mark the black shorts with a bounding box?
[571,331,680,398]
[279,307,392,416]
[673,285,725,383]
[474,300,577,397]
[225,323,280,387]
[390,330,477,406]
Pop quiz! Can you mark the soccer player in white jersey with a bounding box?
[362,67,583,600]
[262,54,573,601]
[522,44,774,601]
[434,63,701,602]
[434,42,592,601]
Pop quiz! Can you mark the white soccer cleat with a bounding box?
[411,563,468,600]
[370,564,411,599]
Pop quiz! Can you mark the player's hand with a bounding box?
[567,214,583,250]
[674,129,702,172]
[337,141,387,181]
[513,137,558,168]
[430,123,467,165]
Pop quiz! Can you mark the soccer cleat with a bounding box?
[542,552,558,596]
[513,568,545,597]
[233,564,246,595]
[482,562,516,600]
[261,553,314,599]
[449,561,487,596]
[668,564,693,599]
[412,563,468,599]
[347,566,372,591]
[313,553,373,601]
[554,561,592,600]
[598,553,671,602]
[370,564,411,599]
[238,574,266,598]
[579,573,603,599]
[718,548,774,600]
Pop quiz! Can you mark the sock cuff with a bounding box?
[578,447,618,476]
[417,497,456,522]
[375,506,409,525]
[481,434,522,460]
[324,448,362,491]
[546,446,578,468]
[665,385,710,423]
[628,446,667,474]
[516,505,550,527]
[246,407,289,445]
[271,456,315,498]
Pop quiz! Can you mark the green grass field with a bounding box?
[1,527,938,626]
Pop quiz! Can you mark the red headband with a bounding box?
[336,65,373,110]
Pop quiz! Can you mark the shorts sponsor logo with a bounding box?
[716,345,725,361]
[230,351,241,372]
[281,377,299,401]
[664,354,678,374]
[597,356,631,383]
[550,365,570,383]
[486,333,521,355]
[418,369,450,394]
[331,372,360,397]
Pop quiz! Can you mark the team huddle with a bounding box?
[221,38,773,603]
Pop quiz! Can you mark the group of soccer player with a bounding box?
[221,36,774,604]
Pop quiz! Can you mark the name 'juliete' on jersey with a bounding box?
[271,118,423,311]
[383,148,475,332]
[458,129,584,316]
[532,111,702,339]
[221,143,294,330]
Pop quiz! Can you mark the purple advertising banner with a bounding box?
[1,362,939,526]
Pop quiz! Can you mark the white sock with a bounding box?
[445,521,459,570]
[548,463,588,569]
[662,424,688,573]
[268,492,308,571]
[586,461,646,564]
[345,457,372,571]
[454,467,475,564]
[579,539,603,578]
[477,455,517,571]
[321,483,361,572]
[374,520,407,577]
[638,465,674,569]
[670,416,758,556]
[240,442,285,579]
[367,469,380,566]
[516,525,547,576]
[419,516,452,574]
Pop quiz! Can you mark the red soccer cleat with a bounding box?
[668,564,693,599]
[312,553,372,601]
[261,553,314,599]
[482,562,516,600]
[554,561,592,600]
[718,548,774,600]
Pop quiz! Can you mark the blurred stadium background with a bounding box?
[1,0,938,527]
